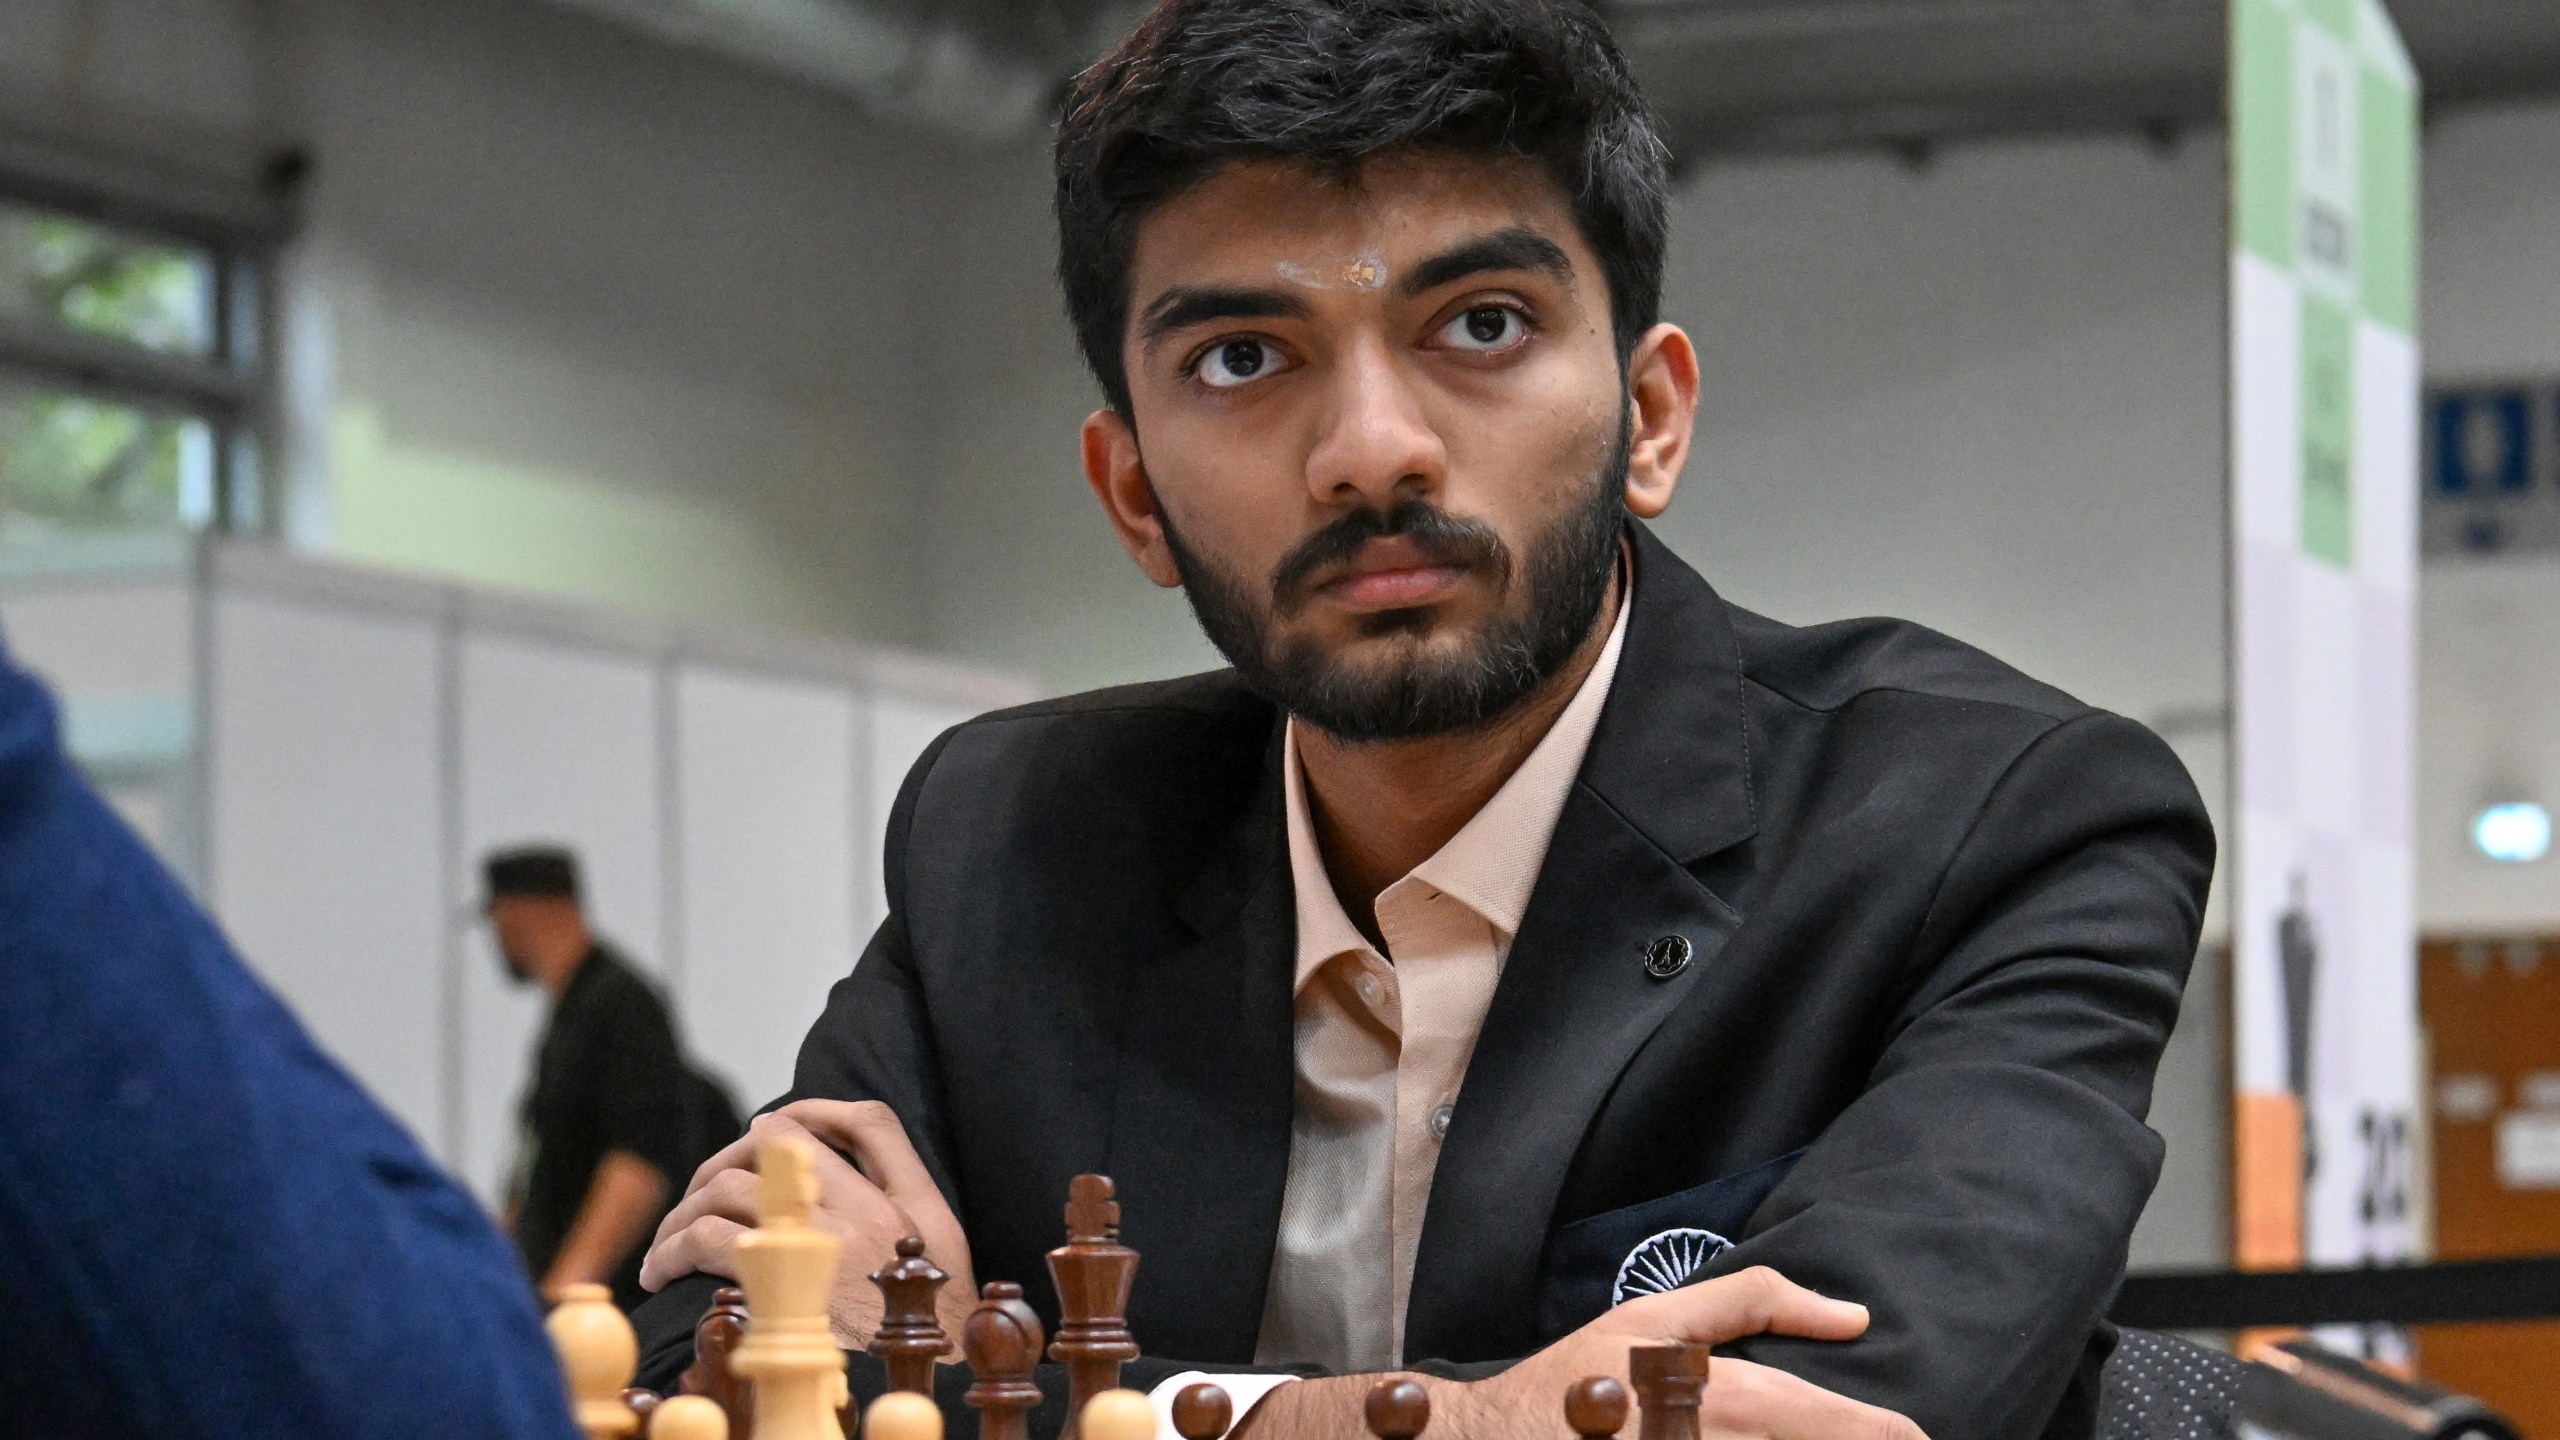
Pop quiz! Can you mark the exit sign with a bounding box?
[2426,382,2560,556]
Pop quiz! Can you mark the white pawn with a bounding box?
[863,1390,943,1440]
[649,1394,729,1440]
[1081,1389,1157,1440]
[545,1282,640,1440]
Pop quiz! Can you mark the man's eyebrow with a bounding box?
[1400,228,1575,297]
[1138,286,1314,346]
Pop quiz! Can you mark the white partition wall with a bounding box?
[674,667,864,1112]
[207,583,450,1150]
[455,629,669,1203]
[0,539,1036,1200]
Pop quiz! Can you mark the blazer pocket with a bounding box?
[1534,1149,1804,1342]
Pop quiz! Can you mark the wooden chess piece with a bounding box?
[649,1394,731,1440]
[546,1282,641,1439]
[682,1287,753,1435]
[1048,1175,1141,1438]
[1171,1383,1233,1440]
[1079,1388,1158,1440]
[870,1235,953,1394]
[1564,1376,1631,1440]
[963,1281,1047,1440]
[730,1138,853,1440]
[864,1391,944,1440]
[1363,1378,1430,1440]
[1628,1345,1712,1440]
[624,1390,663,1430]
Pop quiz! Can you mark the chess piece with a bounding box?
[963,1281,1047,1440]
[1171,1383,1233,1440]
[1080,1388,1158,1440]
[625,1390,663,1429]
[730,1138,852,1440]
[650,1394,730,1440]
[864,1391,944,1440]
[1048,1175,1141,1438]
[546,1282,642,1439]
[870,1236,953,1394]
[681,1288,753,1437]
[1628,1345,1712,1440]
[1363,1378,1430,1440]
[1564,1376,1630,1440]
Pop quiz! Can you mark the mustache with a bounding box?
[1268,500,1510,613]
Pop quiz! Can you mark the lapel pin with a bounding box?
[1642,935,1693,980]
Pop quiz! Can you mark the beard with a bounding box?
[1156,410,1630,744]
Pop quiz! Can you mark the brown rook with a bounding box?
[1629,1345,1713,1440]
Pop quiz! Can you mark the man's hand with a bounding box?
[638,1100,976,1349]
[1236,1267,1926,1440]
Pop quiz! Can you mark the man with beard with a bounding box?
[632,2,2213,1437]
[486,845,696,1311]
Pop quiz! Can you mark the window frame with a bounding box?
[0,138,292,536]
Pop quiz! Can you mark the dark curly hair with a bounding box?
[1053,0,1672,417]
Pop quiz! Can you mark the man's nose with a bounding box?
[1302,340,1448,510]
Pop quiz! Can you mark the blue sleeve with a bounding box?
[0,634,581,1440]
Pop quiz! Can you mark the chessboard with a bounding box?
[547,1136,1715,1440]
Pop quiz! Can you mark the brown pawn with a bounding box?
[963,1281,1047,1440]
[1364,1378,1430,1440]
[870,1235,954,1394]
[1171,1383,1233,1440]
[1048,1175,1142,1438]
[680,1287,754,1437]
[1564,1376,1630,1439]
[1628,1345,1712,1440]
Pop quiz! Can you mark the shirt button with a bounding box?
[1357,973,1382,1005]
[1430,1103,1454,1141]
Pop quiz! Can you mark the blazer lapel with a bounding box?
[1404,523,1760,1363]
[1104,732,1300,1364]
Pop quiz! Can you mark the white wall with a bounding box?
[2,0,964,646]
[2411,105,2560,935]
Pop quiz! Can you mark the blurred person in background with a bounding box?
[487,845,728,1311]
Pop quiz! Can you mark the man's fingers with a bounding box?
[1696,1359,1928,1440]
[638,1215,748,1293]
[1620,1267,1870,1345]
[688,1109,824,1196]
[776,1100,944,1215]
[649,1165,758,1255]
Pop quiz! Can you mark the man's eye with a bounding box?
[1196,338,1279,389]
[1438,305,1527,353]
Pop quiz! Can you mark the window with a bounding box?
[0,185,270,542]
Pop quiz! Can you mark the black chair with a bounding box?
[2101,1328,2244,1440]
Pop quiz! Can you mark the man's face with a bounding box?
[485,895,544,984]
[1086,152,1684,741]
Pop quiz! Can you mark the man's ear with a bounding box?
[1620,322,1699,521]
[1081,408,1185,588]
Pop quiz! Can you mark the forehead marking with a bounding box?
[1272,250,1390,291]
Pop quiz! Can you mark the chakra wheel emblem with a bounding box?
[1612,1227,1735,1305]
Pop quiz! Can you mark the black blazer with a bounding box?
[635,523,2214,1440]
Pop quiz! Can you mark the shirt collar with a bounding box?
[1283,567,1635,992]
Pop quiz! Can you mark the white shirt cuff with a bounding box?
[1144,1371,1303,1440]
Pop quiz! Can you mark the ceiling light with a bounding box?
[2473,802,2553,864]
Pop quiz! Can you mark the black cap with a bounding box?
[483,846,580,904]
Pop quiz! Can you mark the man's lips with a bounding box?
[1308,539,1473,612]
